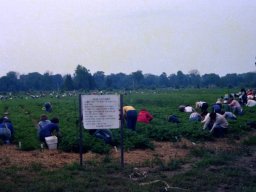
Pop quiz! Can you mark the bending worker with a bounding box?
[123,105,137,130]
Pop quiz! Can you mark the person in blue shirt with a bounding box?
[44,102,52,113]
[37,114,51,137]
[89,129,113,144]
[212,103,222,113]
[0,118,14,144]
[38,117,60,142]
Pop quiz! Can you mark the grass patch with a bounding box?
[243,136,256,146]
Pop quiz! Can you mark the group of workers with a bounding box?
[183,89,256,137]
[123,106,154,130]
[0,102,58,147]
[1,88,255,146]
[88,106,153,144]
[0,100,153,147]
[37,114,60,143]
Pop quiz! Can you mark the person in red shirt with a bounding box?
[137,108,153,124]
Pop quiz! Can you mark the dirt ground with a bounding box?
[0,136,244,170]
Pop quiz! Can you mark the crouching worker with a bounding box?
[44,102,52,113]
[189,112,202,121]
[179,105,195,113]
[221,111,237,120]
[195,101,208,113]
[38,117,61,145]
[0,118,14,144]
[168,114,180,124]
[203,112,228,137]
[88,129,112,144]
[228,98,243,115]
[37,114,51,129]
[137,108,153,124]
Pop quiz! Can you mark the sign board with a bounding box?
[81,95,120,129]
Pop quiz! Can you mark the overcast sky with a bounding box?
[1,0,256,77]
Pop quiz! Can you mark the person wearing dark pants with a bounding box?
[195,101,208,113]
[123,106,138,131]
[203,112,228,137]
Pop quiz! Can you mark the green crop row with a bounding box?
[1,88,255,153]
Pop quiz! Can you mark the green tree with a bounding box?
[41,72,52,90]
[93,71,105,89]
[73,65,94,90]
[202,73,221,87]
[168,73,176,88]
[63,74,74,91]
[131,70,144,89]
[238,72,256,87]
[19,72,43,90]
[0,71,20,92]
[105,73,129,90]
[220,73,238,88]
[188,69,201,88]
[159,72,169,87]
[143,73,159,89]
[176,70,187,88]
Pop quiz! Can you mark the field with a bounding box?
[1,88,256,191]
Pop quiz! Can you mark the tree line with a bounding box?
[0,64,255,92]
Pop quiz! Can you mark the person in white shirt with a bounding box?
[179,105,195,113]
[246,99,256,107]
[184,105,195,113]
[195,101,208,113]
[228,98,243,115]
[203,112,228,137]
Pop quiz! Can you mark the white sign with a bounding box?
[81,95,120,129]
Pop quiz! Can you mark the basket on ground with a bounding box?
[45,136,58,150]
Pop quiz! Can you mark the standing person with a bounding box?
[38,117,61,143]
[123,105,137,130]
[137,108,153,124]
[203,112,229,137]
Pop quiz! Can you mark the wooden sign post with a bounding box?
[79,94,123,167]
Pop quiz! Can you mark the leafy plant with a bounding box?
[1,88,255,155]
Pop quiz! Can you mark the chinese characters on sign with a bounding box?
[81,95,120,129]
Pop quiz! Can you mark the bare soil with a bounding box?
[0,135,245,170]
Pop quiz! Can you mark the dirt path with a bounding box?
[0,136,243,170]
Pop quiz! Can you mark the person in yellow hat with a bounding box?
[123,105,137,130]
